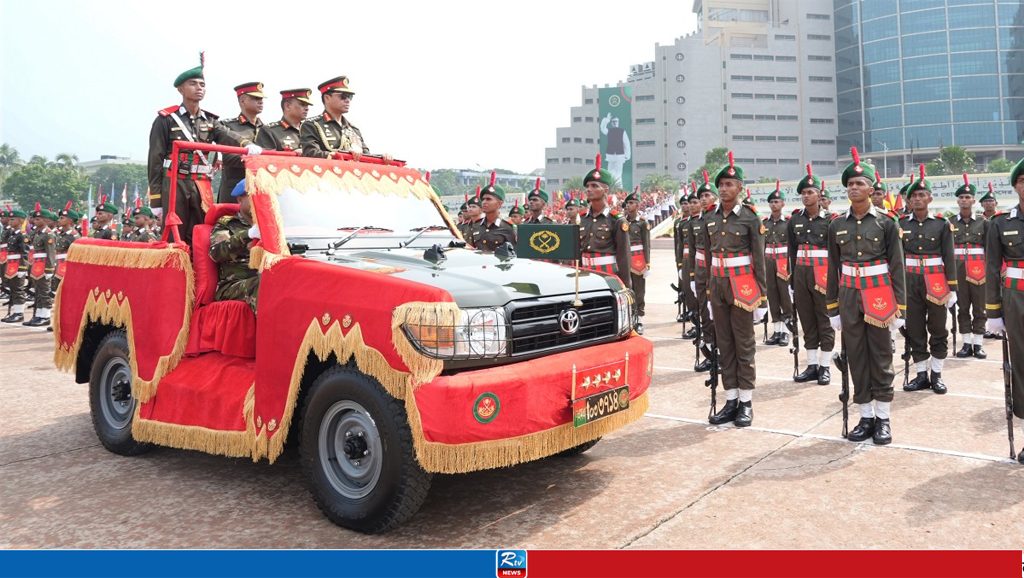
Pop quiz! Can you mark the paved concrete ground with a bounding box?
[1,241,1022,549]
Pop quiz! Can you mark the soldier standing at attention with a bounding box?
[255,88,312,153]
[900,166,956,395]
[460,188,482,245]
[951,175,988,359]
[51,203,81,301]
[92,198,120,240]
[578,155,631,289]
[702,154,768,427]
[148,54,261,245]
[563,192,581,225]
[674,189,695,327]
[218,82,266,202]
[1,208,28,323]
[690,174,718,372]
[1,208,11,302]
[624,187,651,334]
[524,179,553,225]
[23,205,56,327]
[301,76,392,163]
[827,148,906,445]
[472,173,517,253]
[788,166,836,385]
[871,180,887,211]
[763,181,793,347]
[210,180,261,314]
[507,200,525,228]
[984,150,1024,463]
[980,186,998,219]
[128,202,158,243]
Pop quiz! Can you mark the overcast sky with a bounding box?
[0,1,697,174]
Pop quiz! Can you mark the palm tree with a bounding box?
[54,152,80,170]
[0,143,22,195]
[562,176,585,191]
[641,173,680,193]
[28,155,51,167]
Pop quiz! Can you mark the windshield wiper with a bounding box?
[327,226,394,253]
[400,225,452,248]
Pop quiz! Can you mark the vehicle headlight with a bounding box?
[403,307,508,359]
[616,289,636,336]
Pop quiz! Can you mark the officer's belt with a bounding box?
[905,256,942,267]
[682,248,690,257]
[163,159,213,175]
[581,254,616,266]
[954,245,984,258]
[5,255,19,262]
[31,253,48,259]
[695,252,706,264]
[905,254,945,275]
[796,248,828,259]
[630,244,644,252]
[711,255,752,268]
[841,263,888,277]
[765,246,788,255]
[1004,267,1024,280]
[56,253,68,261]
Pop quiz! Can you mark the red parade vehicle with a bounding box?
[53,142,653,533]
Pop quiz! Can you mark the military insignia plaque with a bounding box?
[516,224,579,261]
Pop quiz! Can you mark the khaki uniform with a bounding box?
[674,215,698,313]
[689,210,714,346]
[984,205,1024,419]
[470,217,517,253]
[699,203,767,390]
[92,224,118,241]
[255,119,302,153]
[578,206,632,289]
[523,215,553,225]
[300,112,370,158]
[209,214,259,314]
[763,214,793,323]
[826,206,906,404]
[788,208,836,352]
[626,215,651,316]
[218,115,263,202]
[951,213,988,336]
[50,227,79,298]
[27,227,56,313]
[899,213,956,363]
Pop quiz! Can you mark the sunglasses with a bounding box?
[334,93,354,100]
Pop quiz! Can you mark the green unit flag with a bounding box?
[515,224,580,261]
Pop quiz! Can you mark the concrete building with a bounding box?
[544,0,839,187]
[79,155,145,176]
[835,0,1024,177]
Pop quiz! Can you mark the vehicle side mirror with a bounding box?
[288,242,308,255]
[494,242,516,261]
[448,239,467,248]
[423,243,447,264]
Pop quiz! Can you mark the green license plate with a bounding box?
[573,385,629,427]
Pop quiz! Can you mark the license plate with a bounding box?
[573,385,629,427]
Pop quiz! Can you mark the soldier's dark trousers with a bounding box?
[162,178,206,246]
[31,276,52,312]
[5,275,26,307]
[630,273,646,317]
[999,287,1024,419]
[697,274,715,346]
[839,286,895,404]
[906,271,948,362]
[793,265,835,351]
[955,261,986,335]
[709,276,756,390]
[765,258,793,323]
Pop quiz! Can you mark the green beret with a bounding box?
[841,147,877,186]
[97,201,120,215]
[1010,142,1024,187]
[695,170,718,196]
[766,180,783,202]
[508,202,525,216]
[527,179,549,204]
[565,193,582,208]
[584,155,613,187]
[978,183,996,203]
[713,152,745,186]
[797,164,823,194]
[132,206,155,219]
[908,165,932,194]
[66,210,82,221]
[480,172,505,202]
[8,208,27,219]
[29,204,56,220]
[898,175,916,197]
[459,202,468,212]
[624,187,641,204]
[954,174,977,197]
[466,189,482,207]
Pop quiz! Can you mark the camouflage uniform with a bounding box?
[209,214,259,314]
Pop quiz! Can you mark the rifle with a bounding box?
[1001,333,1017,460]
[693,299,703,371]
[833,334,849,438]
[670,282,688,336]
[762,308,769,343]
[951,300,957,351]
[787,308,800,380]
[702,341,720,419]
[899,326,911,389]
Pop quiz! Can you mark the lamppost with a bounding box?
[873,138,889,179]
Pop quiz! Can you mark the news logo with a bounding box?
[496,549,527,577]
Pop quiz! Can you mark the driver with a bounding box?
[210,179,261,314]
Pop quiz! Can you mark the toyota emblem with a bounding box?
[559,309,580,335]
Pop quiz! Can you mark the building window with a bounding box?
[562,157,571,163]
[811,139,835,145]
[777,94,798,100]
[585,116,594,122]
[585,138,594,144]
[778,136,799,142]
[775,34,795,41]
[807,13,830,20]
[812,160,837,166]
[732,92,754,99]
[676,74,686,82]
[585,158,593,166]
[677,118,686,126]
[778,115,798,121]
[732,114,754,120]
[733,135,755,141]
[574,158,583,164]
[572,116,582,122]
[755,93,775,100]
[776,76,797,83]
[807,34,831,40]
[776,55,796,62]
[754,55,775,61]
[676,53,685,60]
[584,99,593,105]
[547,158,558,164]
[731,75,753,81]
[809,96,833,103]
[561,137,570,143]
[778,159,800,164]
[636,140,656,146]
[573,137,582,143]
[636,118,655,124]
[808,76,832,82]
[677,140,686,148]
[754,76,775,82]
[756,135,777,141]
[810,118,835,124]
[808,55,832,62]
[676,96,686,104]
[756,158,778,164]
[636,94,655,101]
[755,114,775,120]
[735,157,754,163]
[636,162,657,169]
[731,54,753,60]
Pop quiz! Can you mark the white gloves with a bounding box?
[707,303,714,321]
[17,271,26,278]
[152,207,164,218]
[245,144,263,156]
[752,307,768,324]
[987,317,1006,335]
[829,315,842,332]
[45,273,53,280]
[678,269,683,281]
[945,292,957,309]
[690,281,696,295]
[788,286,794,301]
[891,317,906,331]
[642,267,650,279]
[247,225,261,240]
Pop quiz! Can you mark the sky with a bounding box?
[0,0,698,175]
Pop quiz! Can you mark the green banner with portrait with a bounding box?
[598,86,633,191]
[515,224,579,261]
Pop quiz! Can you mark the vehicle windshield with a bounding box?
[275,177,456,249]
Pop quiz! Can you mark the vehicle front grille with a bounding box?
[507,293,618,355]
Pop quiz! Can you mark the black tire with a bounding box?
[88,330,151,456]
[298,367,431,534]
[555,437,602,457]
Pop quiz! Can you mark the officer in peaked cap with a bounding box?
[256,88,313,154]
[577,155,631,290]
[301,76,392,163]
[218,81,266,203]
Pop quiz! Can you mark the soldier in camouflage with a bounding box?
[210,179,261,314]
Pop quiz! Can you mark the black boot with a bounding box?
[955,343,974,358]
[1,312,24,323]
[708,399,738,425]
[734,401,753,427]
[984,331,997,340]
[778,333,789,347]
[23,316,49,327]
[973,344,987,359]
[676,313,686,322]
[817,366,831,385]
[847,417,876,442]
[682,327,698,340]
[794,364,819,383]
[636,320,644,335]
[694,358,712,373]
[904,371,931,392]
[764,332,781,345]
[1018,448,1024,465]
[872,418,892,445]
[930,371,947,395]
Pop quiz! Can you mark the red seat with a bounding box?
[185,204,256,358]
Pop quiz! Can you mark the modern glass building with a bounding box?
[835,0,1023,176]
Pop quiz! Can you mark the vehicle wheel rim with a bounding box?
[100,356,134,429]
[318,400,383,499]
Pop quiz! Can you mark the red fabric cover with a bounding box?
[191,224,218,306]
[57,239,190,387]
[138,352,254,431]
[411,335,653,445]
[253,257,456,444]
[186,301,257,358]
[205,203,239,226]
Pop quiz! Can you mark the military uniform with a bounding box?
[624,191,651,321]
[301,76,371,159]
[0,210,11,301]
[50,204,82,301]
[218,115,262,202]
[523,214,553,225]
[1,208,28,323]
[210,213,259,314]
[763,201,793,345]
[674,198,698,328]
[255,119,302,153]
[470,176,517,253]
[950,179,989,358]
[826,149,906,445]
[578,206,631,288]
[689,190,717,370]
[24,207,57,327]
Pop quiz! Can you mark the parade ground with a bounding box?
[1,240,1021,550]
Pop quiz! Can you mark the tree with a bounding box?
[756,176,778,184]
[54,153,83,173]
[425,169,460,196]
[562,176,584,192]
[641,173,680,193]
[4,164,90,211]
[689,147,729,183]
[0,143,23,195]
[925,145,976,176]
[28,155,51,167]
[91,163,149,194]
[986,158,1014,173]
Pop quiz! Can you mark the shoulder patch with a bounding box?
[266,121,281,127]
[216,215,233,226]
[621,222,629,232]
[759,224,767,234]
[157,105,179,116]
[646,222,651,230]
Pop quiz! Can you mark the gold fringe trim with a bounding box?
[249,165,435,202]
[247,244,285,273]
[391,302,462,387]
[52,244,194,404]
[776,273,791,281]
[926,293,952,306]
[132,384,256,458]
[864,313,897,329]
[407,391,650,474]
[966,277,985,286]
[255,318,413,464]
[733,300,760,313]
